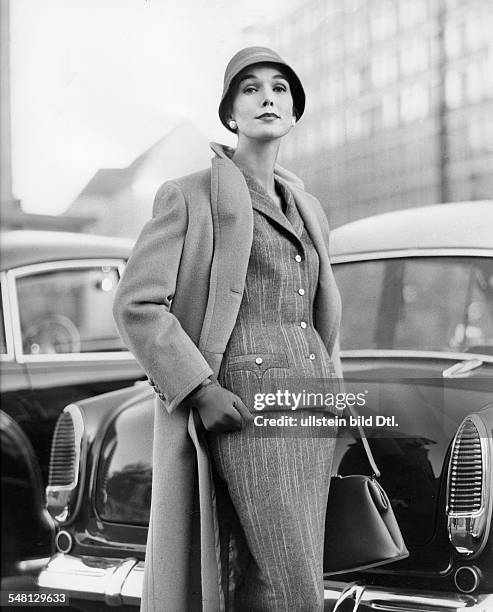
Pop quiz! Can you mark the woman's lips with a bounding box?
[256,113,280,120]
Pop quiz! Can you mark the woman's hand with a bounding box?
[188,381,254,432]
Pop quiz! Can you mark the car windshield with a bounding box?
[334,256,493,355]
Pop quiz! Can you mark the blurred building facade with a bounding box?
[247,0,492,227]
[66,123,212,239]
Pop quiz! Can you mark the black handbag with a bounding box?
[324,406,409,575]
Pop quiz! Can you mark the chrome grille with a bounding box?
[48,412,76,487]
[46,404,84,523]
[448,419,483,513]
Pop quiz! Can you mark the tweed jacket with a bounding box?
[112,142,342,612]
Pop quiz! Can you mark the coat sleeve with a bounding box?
[113,181,213,413]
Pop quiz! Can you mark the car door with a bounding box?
[0,274,32,430]
[332,253,493,555]
[7,259,144,483]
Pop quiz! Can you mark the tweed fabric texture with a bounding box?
[208,174,339,611]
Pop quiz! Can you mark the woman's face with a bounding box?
[229,63,295,141]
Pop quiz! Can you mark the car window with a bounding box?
[16,265,126,355]
[335,257,493,354]
[96,403,153,525]
[0,287,7,354]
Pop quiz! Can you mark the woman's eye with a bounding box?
[243,86,257,94]
[274,85,287,92]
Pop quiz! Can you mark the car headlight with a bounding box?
[447,414,492,557]
[46,404,85,524]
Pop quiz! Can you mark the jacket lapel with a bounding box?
[278,178,342,355]
[278,181,304,237]
[243,173,301,240]
[276,178,326,254]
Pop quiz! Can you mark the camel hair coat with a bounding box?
[112,141,343,612]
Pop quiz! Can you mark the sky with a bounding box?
[10,0,301,214]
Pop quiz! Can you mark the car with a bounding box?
[37,202,493,611]
[0,230,144,586]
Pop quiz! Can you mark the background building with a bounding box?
[247,0,492,227]
[66,122,211,238]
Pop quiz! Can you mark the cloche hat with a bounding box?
[219,46,306,132]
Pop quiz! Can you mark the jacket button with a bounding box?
[255,357,263,365]
[300,321,307,329]
[295,254,302,263]
[298,288,305,296]
[309,353,316,360]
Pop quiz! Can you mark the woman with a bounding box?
[113,46,342,612]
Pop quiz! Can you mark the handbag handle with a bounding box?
[343,403,381,479]
[333,582,365,612]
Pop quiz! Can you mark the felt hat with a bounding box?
[219,46,305,132]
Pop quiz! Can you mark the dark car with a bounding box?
[0,231,143,586]
[38,203,493,611]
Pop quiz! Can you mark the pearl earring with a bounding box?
[228,119,237,130]
[291,117,296,126]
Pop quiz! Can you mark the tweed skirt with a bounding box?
[208,430,335,612]
[207,365,338,612]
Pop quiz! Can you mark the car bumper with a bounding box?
[37,554,143,606]
[38,554,493,611]
[324,580,493,611]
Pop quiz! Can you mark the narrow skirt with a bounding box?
[207,419,336,612]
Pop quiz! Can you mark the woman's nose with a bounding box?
[262,98,274,107]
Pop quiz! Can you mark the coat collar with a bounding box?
[207,142,329,277]
[209,141,306,190]
[209,141,306,240]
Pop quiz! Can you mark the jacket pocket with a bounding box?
[220,353,290,413]
[226,352,289,375]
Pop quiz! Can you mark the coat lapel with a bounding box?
[198,151,253,368]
